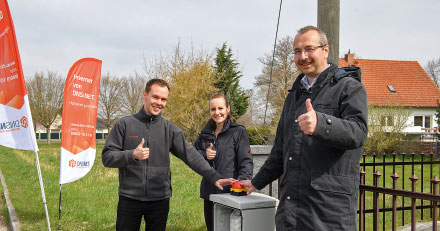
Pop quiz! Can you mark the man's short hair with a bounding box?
[296,25,328,46]
[145,79,170,93]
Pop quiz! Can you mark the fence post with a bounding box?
[382,153,386,231]
[421,152,425,219]
[431,152,435,219]
[402,152,407,226]
[410,174,419,231]
[362,152,367,229]
[374,170,382,230]
[431,176,440,231]
[359,169,366,231]
[391,172,400,231]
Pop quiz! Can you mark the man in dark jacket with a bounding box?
[102,79,234,231]
[241,26,368,230]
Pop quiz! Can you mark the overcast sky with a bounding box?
[7,0,440,89]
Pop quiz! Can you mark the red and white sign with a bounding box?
[59,58,102,184]
[0,0,38,151]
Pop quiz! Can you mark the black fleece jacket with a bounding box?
[102,107,221,201]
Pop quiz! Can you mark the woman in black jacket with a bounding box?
[194,92,253,231]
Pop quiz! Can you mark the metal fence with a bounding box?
[359,151,440,230]
[253,143,440,230]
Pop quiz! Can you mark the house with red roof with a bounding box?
[339,53,440,134]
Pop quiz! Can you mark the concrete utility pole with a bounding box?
[317,0,340,66]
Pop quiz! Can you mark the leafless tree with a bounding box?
[142,53,171,81]
[26,71,64,143]
[254,36,300,131]
[121,73,146,115]
[425,57,440,88]
[98,74,124,136]
[237,89,260,127]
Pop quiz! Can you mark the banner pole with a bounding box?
[34,150,51,231]
[58,184,62,230]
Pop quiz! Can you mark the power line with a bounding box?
[262,0,283,144]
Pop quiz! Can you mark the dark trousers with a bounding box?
[204,200,214,231]
[116,195,170,231]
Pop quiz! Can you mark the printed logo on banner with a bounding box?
[0,116,29,132]
[68,159,90,168]
[0,119,20,133]
[69,159,76,168]
[20,116,28,128]
[0,10,3,21]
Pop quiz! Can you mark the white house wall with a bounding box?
[403,107,438,133]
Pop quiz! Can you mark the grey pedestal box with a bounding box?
[210,193,277,231]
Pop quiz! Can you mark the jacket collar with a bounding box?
[201,118,236,135]
[290,63,362,92]
[134,106,161,123]
[291,63,339,91]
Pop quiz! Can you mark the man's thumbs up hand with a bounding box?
[137,138,145,148]
[305,98,314,112]
[133,138,150,160]
[297,99,317,135]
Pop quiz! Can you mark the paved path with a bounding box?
[0,168,17,231]
[0,216,8,231]
[0,197,10,231]
[397,221,440,231]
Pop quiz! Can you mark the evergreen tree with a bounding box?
[214,42,249,119]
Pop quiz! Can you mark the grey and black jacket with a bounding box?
[102,107,221,201]
[194,119,253,199]
[252,63,368,230]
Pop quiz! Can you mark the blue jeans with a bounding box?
[116,195,170,231]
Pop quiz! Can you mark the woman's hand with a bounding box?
[206,143,216,160]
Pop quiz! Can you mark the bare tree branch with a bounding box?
[424,57,440,88]
[121,73,146,115]
[98,74,124,135]
[254,36,300,131]
[26,71,64,143]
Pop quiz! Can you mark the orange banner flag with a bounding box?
[0,0,38,151]
[59,58,102,184]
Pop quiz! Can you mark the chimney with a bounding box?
[344,53,354,66]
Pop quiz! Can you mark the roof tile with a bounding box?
[339,58,440,107]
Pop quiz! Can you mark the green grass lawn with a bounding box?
[2,142,440,230]
[0,142,206,231]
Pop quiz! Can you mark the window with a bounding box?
[387,85,396,93]
[414,115,432,128]
[414,116,423,127]
[425,116,431,128]
[387,116,394,126]
[380,115,394,126]
[380,116,386,126]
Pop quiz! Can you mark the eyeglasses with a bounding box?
[294,45,326,56]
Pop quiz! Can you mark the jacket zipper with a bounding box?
[144,116,152,197]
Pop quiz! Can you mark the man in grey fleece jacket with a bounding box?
[102,79,234,231]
